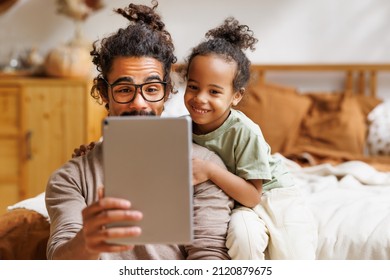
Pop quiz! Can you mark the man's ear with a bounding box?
[101,96,109,104]
[100,88,109,104]
[164,91,171,102]
[96,77,109,104]
[101,95,109,113]
[232,88,245,106]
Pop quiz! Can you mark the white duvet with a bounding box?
[279,154,390,260]
[9,154,390,260]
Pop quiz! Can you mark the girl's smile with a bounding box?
[184,54,242,134]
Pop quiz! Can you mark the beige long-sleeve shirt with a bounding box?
[45,142,233,260]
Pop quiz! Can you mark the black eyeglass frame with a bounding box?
[101,77,167,104]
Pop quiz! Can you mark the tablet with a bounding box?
[102,116,193,245]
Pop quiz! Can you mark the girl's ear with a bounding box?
[232,88,245,106]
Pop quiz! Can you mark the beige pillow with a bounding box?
[235,83,311,154]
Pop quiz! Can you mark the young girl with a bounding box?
[184,17,317,259]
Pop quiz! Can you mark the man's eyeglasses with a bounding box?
[102,78,167,103]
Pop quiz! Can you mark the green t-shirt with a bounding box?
[192,109,294,192]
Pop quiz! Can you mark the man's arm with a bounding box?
[48,195,143,260]
[46,144,143,259]
[185,145,234,260]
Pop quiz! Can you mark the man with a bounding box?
[45,2,233,260]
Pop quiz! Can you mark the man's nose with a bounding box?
[129,89,148,108]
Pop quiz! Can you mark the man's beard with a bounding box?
[120,110,156,116]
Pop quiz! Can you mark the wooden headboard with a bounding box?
[250,64,390,97]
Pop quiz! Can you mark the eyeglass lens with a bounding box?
[112,82,165,103]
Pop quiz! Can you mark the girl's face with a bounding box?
[184,55,243,134]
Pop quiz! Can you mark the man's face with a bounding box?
[104,56,167,116]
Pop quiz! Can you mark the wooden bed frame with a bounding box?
[250,64,390,97]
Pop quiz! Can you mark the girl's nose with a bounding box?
[194,91,207,103]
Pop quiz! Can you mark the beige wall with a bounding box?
[1,0,390,97]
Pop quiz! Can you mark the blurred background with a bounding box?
[0,0,389,62]
[0,0,389,214]
[1,0,389,96]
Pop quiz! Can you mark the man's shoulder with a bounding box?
[192,143,226,169]
[192,142,213,157]
[50,141,103,178]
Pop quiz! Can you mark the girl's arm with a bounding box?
[192,158,262,208]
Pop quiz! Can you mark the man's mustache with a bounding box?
[120,110,156,116]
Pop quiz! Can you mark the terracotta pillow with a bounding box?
[287,92,367,158]
[354,94,382,119]
[0,209,49,260]
[234,83,311,154]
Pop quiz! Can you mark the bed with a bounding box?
[1,64,390,260]
[234,64,390,259]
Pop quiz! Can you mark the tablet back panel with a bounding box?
[103,116,193,245]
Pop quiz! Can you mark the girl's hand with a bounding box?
[72,141,96,158]
[192,157,211,185]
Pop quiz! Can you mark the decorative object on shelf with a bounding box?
[0,0,18,15]
[0,48,45,77]
[45,43,92,78]
[44,0,104,78]
[56,0,104,47]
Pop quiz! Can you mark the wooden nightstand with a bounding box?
[0,77,107,213]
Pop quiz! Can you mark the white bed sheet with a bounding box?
[280,154,390,260]
[8,154,390,259]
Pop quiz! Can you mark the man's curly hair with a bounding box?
[90,1,177,108]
